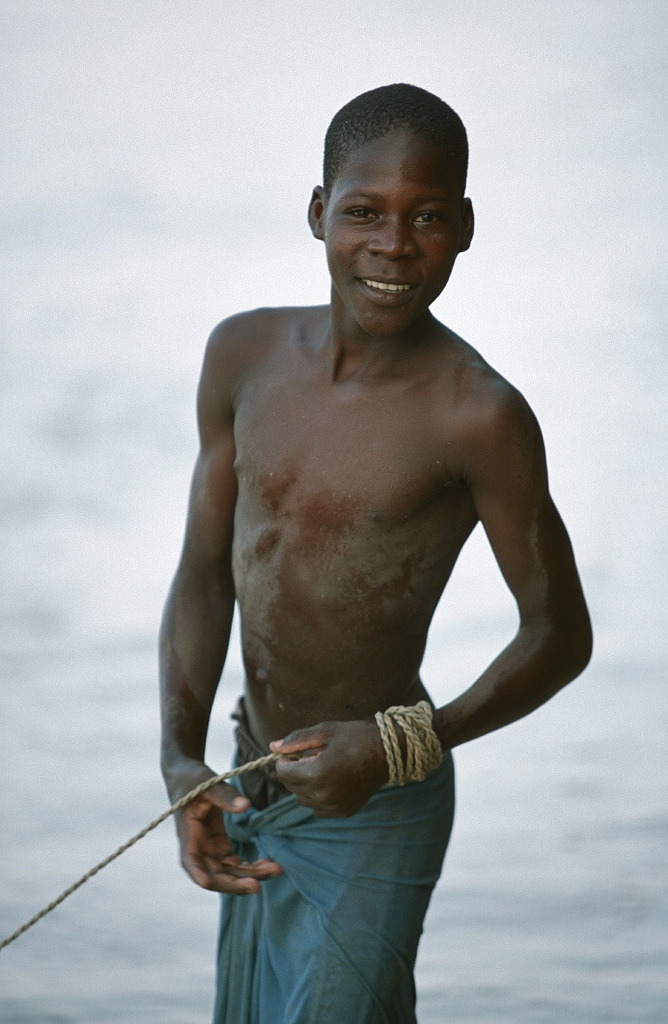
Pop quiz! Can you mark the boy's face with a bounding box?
[309,129,473,340]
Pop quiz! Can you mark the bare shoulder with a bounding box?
[201,307,308,388]
[197,305,325,439]
[435,327,546,488]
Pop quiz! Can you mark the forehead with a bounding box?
[329,129,461,199]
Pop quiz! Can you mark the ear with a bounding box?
[459,198,474,252]
[308,186,326,240]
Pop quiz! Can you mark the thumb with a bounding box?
[190,779,250,814]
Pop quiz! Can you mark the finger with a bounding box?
[182,851,225,889]
[270,753,323,790]
[207,780,252,812]
[217,857,283,879]
[184,849,282,888]
[188,781,250,815]
[274,754,320,789]
[190,862,261,895]
[196,857,283,894]
[269,725,327,756]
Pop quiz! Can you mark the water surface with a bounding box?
[1,3,665,1021]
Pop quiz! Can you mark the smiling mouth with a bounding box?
[361,279,412,293]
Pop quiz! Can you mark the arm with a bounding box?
[432,383,592,748]
[160,321,281,892]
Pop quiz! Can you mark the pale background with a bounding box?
[1,2,665,1022]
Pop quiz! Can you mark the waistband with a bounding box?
[231,697,292,810]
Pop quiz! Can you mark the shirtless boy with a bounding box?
[159,84,592,1023]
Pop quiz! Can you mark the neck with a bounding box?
[325,293,435,383]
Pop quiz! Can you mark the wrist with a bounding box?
[365,718,397,787]
[161,753,212,803]
[374,702,442,785]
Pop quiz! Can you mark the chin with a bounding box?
[356,307,430,339]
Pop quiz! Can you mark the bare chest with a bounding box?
[229,359,477,696]
[233,371,453,530]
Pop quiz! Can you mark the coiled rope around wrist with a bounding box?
[375,700,443,785]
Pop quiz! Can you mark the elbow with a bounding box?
[572,608,593,677]
[522,602,593,694]
[552,603,593,686]
[568,582,594,678]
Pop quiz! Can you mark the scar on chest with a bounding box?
[259,469,297,514]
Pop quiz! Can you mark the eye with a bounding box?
[414,211,441,224]
[347,207,373,219]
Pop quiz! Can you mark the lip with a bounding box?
[357,277,416,300]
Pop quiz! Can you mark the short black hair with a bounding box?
[323,83,468,195]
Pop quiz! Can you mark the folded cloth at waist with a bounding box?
[231,697,291,809]
[213,723,455,1024]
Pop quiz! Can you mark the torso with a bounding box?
[230,307,481,746]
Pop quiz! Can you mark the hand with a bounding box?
[270,719,388,818]
[174,774,283,894]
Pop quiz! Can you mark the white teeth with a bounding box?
[362,279,411,292]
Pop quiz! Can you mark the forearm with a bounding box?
[433,610,592,750]
[159,566,236,798]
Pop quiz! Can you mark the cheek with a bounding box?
[325,236,356,278]
[429,239,460,273]
[433,262,457,293]
[325,248,341,285]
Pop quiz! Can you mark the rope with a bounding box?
[1,702,442,952]
[0,752,279,953]
[375,701,443,785]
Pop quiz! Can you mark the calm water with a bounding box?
[1,3,665,1021]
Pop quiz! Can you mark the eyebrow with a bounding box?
[337,190,453,204]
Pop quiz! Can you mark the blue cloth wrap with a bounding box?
[213,754,455,1024]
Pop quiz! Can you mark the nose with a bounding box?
[367,216,416,260]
